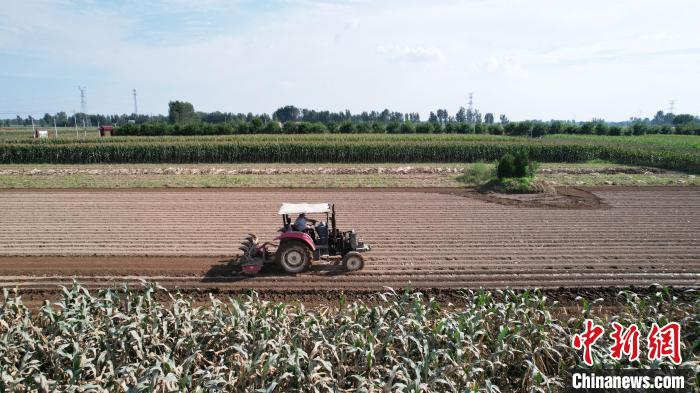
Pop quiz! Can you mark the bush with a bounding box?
[385,122,400,134]
[457,162,495,185]
[497,153,516,178]
[497,151,534,179]
[415,123,433,134]
[608,125,623,136]
[497,177,539,193]
[399,122,415,133]
[338,121,355,134]
[512,150,533,177]
[531,122,548,137]
[488,124,504,135]
[631,122,647,136]
[354,122,371,133]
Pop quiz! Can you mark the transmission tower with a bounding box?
[133,89,138,116]
[467,92,474,112]
[668,99,675,114]
[78,86,87,114]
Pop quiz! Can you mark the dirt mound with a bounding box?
[431,186,606,209]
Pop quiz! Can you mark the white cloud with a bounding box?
[472,57,526,77]
[1,0,699,120]
[377,45,446,64]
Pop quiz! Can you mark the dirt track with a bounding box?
[0,188,698,292]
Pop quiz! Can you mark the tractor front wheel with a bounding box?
[342,251,365,272]
[278,241,311,273]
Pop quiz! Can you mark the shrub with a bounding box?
[512,150,533,177]
[531,122,548,138]
[385,122,400,134]
[498,177,539,193]
[497,153,516,178]
[354,122,370,133]
[497,151,534,178]
[338,121,355,134]
[415,122,433,134]
[631,122,647,136]
[399,122,415,133]
[457,162,495,185]
[608,125,623,136]
[263,121,282,134]
[488,124,504,135]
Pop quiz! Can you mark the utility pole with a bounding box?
[133,89,138,116]
[53,117,58,138]
[73,111,78,138]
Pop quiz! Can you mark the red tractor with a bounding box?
[238,203,371,275]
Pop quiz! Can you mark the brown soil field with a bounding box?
[0,188,698,292]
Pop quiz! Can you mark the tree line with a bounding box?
[3,101,699,136]
[117,118,700,136]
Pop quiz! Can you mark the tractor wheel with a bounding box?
[277,241,311,274]
[342,252,365,272]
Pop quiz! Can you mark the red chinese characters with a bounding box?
[572,319,605,366]
[573,321,683,366]
[647,322,682,365]
[609,322,640,361]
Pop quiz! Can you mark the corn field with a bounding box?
[0,283,697,392]
[1,141,698,173]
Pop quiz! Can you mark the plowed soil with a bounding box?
[0,188,698,292]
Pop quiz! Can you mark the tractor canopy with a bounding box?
[277,203,331,215]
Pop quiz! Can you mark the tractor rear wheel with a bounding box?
[342,251,365,272]
[277,240,311,273]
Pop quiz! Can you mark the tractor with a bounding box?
[238,203,371,275]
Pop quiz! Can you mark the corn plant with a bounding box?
[0,283,697,392]
[1,141,698,173]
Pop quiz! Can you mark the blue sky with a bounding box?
[1,0,699,121]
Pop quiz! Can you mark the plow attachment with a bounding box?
[237,233,270,275]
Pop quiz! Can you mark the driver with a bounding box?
[293,213,317,232]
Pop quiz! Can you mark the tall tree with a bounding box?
[484,113,494,124]
[428,112,439,123]
[455,107,466,123]
[272,105,301,122]
[168,101,197,124]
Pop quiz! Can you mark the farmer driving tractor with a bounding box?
[293,213,317,237]
[238,203,371,274]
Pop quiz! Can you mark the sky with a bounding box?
[1,0,699,121]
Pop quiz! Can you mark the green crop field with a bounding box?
[0,283,696,392]
[1,129,698,173]
[544,134,700,153]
